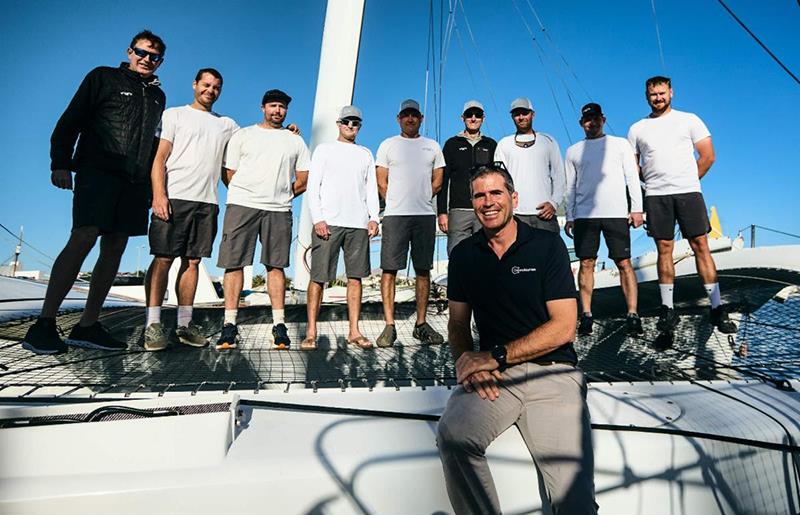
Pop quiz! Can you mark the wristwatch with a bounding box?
[490,345,508,370]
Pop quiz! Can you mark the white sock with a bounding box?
[659,284,674,308]
[704,283,721,309]
[224,309,238,325]
[273,308,285,325]
[146,307,161,327]
[177,305,193,327]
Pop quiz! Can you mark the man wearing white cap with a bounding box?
[494,97,565,233]
[375,99,445,347]
[438,100,497,255]
[302,106,380,350]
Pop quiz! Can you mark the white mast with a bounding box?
[293,0,366,291]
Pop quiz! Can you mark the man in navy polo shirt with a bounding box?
[437,163,597,514]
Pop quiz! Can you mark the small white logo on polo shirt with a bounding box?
[511,266,536,274]
[120,91,133,96]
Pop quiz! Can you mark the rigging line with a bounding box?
[509,0,574,144]
[452,25,497,136]
[423,0,433,137]
[457,0,509,135]
[438,0,445,142]
[650,0,668,73]
[0,222,55,263]
[717,0,800,86]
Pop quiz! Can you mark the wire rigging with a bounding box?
[0,222,55,264]
[650,0,668,73]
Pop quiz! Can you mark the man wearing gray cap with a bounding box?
[494,97,565,233]
[375,99,445,347]
[438,100,497,255]
[302,106,380,350]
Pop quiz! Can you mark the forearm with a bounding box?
[448,318,474,361]
[696,156,714,179]
[151,160,168,197]
[222,168,235,187]
[505,315,576,365]
[292,171,308,197]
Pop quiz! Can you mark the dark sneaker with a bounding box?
[66,322,127,351]
[710,306,737,334]
[216,323,239,351]
[653,330,674,351]
[272,323,291,350]
[376,324,397,348]
[143,323,168,352]
[412,322,444,345]
[21,318,67,355]
[656,305,679,332]
[176,321,209,347]
[578,313,594,336]
[625,313,644,336]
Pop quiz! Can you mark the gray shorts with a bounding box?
[149,199,219,258]
[310,226,371,284]
[447,209,482,255]
[517,214,560,233]
[217,204,292,270]
[380,215,436,271]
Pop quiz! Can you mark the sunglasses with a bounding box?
[130,47,164,63]
[463,109,484,119]
[514,132,537,148]
[339,118,362,128]
[469,161,510,178]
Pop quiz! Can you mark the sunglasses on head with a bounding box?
[469,161,509,178]
[339,118,362,128]
[463,109,484,119]
[131,47,164,63]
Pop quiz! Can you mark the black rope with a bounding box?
[0,222,56,264]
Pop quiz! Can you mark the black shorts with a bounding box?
[573,218,631,260]
[72,169,150,236]
[645,192,710,240]
[148,199,219,258]
[380,215,436,271]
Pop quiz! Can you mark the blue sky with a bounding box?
[1,0,798,279]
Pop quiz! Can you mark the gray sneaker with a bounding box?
[376,324,397,348]
[412,322,444,345]
[176,321,209,347]
[143,323,168,352]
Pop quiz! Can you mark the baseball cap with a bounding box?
[261,89,292,106]
[338,105,363,120]
[580,103,603,119]
[398,99,421,115]
[509,97,533,112]
[462,100,485,114]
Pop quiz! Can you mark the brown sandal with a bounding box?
[300,337,317,351]
[347,336,373,349]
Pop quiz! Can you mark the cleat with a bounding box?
[21,318,67,355]
[625,313,644,336]
[272,323,291,349]
[216,323,239,351]
[66,322,127,351]
[656,305,679,332]
[376,324,397,348]
[578,313,594,336]
[710,306,737,334]
[143,323,168,352]
[176,321,209,347]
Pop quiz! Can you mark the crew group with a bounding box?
[20,29,744,514]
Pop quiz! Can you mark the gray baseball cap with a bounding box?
[398,99,422,115]
[338,105,363,120]
[509,97,534,112]
[462,100,485,114]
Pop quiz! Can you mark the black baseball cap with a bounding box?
[580,102,603,119]
[262,89,292,106]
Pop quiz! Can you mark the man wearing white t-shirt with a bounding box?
[565,103,644,337]
[216,89,311,350]
[302,106,380,350]
[627,76,736,334]
[143,68,239,351]
[375,99,445,347]
[494,97,564,233]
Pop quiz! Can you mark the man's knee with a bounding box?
[181,257,201,269]
[99,233,129,255]
[615,258,633,272]
[414,268,430,278]
[68,226,100,251]
[436,408,486,456]
[579,258,596,271]
[688,235,710,255]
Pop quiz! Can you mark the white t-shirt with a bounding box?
[159,105,239,205]
[494,132,565,215]
[627,109,710,196]
[307,141,380,229]
[223,125,311,211]
[564,135,643,221]
[375,135,445,216]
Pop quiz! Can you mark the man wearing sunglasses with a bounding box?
[375,99,445,347]
[141,68,240,351]
[23,30,167,355]
[215,89,310,351]
[302,106,380,350]
[437,100,497,255]
[565,103,644,337]
[494,97,565,233]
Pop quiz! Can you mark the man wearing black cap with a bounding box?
[22,30,167,355]
[375,99,445,347]
[215,89,310,350]
[494,97,565,233]
[565,103,644,336]
[438,100,497,255]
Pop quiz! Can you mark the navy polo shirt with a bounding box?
[447,218,578,365]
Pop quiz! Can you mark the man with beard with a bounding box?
[302,106,380,350]
[437,162,597,515]
[215,89,310,350]
[142,68,239,351]
[494,98,565,233]
[375,99,445,347]
[627,76,737,334]
[437,100,497,255]
[23,30,167,354]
